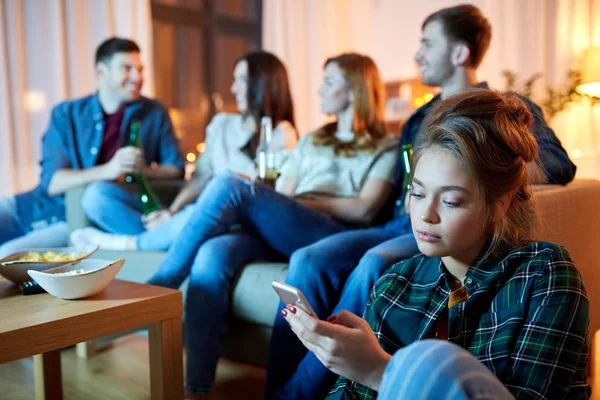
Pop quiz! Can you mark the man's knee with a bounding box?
[81,181,117,213]
[287,246,331,284]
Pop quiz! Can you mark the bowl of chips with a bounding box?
[28,258,124,300]
[0,245,99,284]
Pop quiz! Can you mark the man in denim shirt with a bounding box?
[0,38,184,257]
[266,4,577,399]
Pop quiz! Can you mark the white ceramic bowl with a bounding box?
[27,258,124,300]
[0,245,99,284]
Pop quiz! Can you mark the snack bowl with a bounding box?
[0,245,99,284]
[27,258,124,300]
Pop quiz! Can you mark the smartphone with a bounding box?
[272,281,317,317]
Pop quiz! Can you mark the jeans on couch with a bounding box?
[0,196,69,257]
[146,173,352,395]
[266,216,419,399]
[82,180,199,251]
[183,231,276,394]
[80,181,146,234]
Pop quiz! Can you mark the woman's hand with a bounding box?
[141,209,172,230]
[282,307,392,391]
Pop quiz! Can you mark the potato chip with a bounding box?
[18,251,84,262]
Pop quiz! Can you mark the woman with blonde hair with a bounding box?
[126,53,398,399]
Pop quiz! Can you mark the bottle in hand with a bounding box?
[123,119,163,215]
[124,120,141,184]
[256,116,279,188]
[398,144,413,214]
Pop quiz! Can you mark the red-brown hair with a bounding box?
[313,53,387,156]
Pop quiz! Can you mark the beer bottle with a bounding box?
[398,144,413,214]
[123,119,163,215]
[137,175,163,215]
[124,120,141,184]
[256,116,279,187]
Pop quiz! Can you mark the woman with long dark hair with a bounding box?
[72,51,297,248]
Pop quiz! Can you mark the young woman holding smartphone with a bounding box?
[283,89,590,400]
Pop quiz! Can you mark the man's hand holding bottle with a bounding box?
[103,146,144,181]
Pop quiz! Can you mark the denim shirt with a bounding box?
[14,93,185,229]
[382,83,577,234]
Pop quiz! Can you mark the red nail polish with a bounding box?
[289,306,297,314]
[327,315,337,322]
[281,309,287,317]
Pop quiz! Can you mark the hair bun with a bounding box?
[504,93,533,127]
[501,93,538,163]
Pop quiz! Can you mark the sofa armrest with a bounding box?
[532,179,600,341]
[66,186,92,232]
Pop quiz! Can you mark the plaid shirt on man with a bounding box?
[327,242,590,400]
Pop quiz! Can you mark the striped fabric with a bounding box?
[327,242,590,400]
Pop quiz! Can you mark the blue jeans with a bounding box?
[136,205,194,251]
[82,181,194,251]
[146,173,350,394]
[184,231,276,395]
[0,196,69,257]
[81,181,146,234]
[266,219,419,399]
[377,340,514,400]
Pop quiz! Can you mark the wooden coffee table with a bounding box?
[0,278,184,400]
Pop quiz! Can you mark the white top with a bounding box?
[195,113,297,179]
[279,133,399,198]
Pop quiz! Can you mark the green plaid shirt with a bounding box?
[327,242,590,400]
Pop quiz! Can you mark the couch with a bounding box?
[66,180,600,375]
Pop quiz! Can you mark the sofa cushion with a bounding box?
[230,262,289,326]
